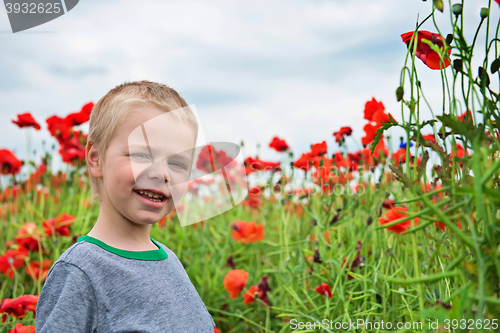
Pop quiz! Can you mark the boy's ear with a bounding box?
[86,141,103,178]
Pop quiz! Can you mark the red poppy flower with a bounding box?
[0,294,38,322]
[231,220,265,244]
[421,183,444,204]
[372,109,390,127]
[64,102,94,126]
[42,213,75,237]
[435,213,474,231]
[197,144,234,173]
[450,143,468,168]
[27,162,47,185]
[26,259,53,282]
[401,30,451,70]
[15,222,43,252]
[364,98,385,122]
[269,137,289,152]
[314,283,333,298]
[293,152,313,171]
[378,206,419,234]
[348,152,362,164]
[312,155,333,177]
[310,141,328,157]
[457,110,473,123]
[382,200,395,209]
[242,285,263,305]
[0,149,22,175]
[361,123,380,146]
[341,257,348,268]
[422,134,436,143]
[46,115,72,143]
[495,0,500,7]
[223,269,249,299]
[57,130,88,166]
[7,323,36,333]
[0,248,28,279]
[333,127,353,143]
[242,187,264,210]
[214,327,221,333]
[332,152,347,169]
[359,140,388,169]
[391,147,410,167]
[240,275,271,305]
[11,112,41,130]
[244,157,281,175]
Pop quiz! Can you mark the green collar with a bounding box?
[77,235,168,261]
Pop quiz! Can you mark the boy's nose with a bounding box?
[144,159,170,184]
[160,159,170,183]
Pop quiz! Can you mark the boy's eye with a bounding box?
[131,153,151,161]
[169,161,188,171]
[131,153,188,171]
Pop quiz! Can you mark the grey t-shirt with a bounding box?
[36,235,216,333]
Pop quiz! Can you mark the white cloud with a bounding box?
[0,0,498,179]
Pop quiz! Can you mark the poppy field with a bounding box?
[2,2,500,333]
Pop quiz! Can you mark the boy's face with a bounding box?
[95,106,197,226]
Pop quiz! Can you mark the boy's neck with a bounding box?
[87,230,159,251]
[87,215,158,251]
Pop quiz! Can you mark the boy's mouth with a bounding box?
[133,190,167,202]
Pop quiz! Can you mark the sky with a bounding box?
[1,0,499,181]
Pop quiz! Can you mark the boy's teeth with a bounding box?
[138,190,164,199]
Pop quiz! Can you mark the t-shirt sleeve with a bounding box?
[36,261,98,333]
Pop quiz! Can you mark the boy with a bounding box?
[36,80,216,332]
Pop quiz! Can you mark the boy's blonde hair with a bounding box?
[87,80,199,204]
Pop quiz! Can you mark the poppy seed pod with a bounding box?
[452,4,462,16]
[480,7,489,19]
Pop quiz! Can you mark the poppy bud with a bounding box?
[433,0,444,12]
[480,7,489,19]
[313,248,322,264]
[226,254,236,269]
[329,209,341,225]
[478,66,490,87]
[366,216,373,226]
[395,86,404,101]
[445,34,453,46]
[452,4,462,16]
[453,59,463,73]
[491,58,500,74]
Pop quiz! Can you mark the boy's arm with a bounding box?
[36,261,98,333]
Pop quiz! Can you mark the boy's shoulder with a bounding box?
[53,240,107,269]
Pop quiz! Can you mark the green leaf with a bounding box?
[370,114,398,156]
[436,114,475,140]
[421,308,449,323]
[421,38,450,65]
